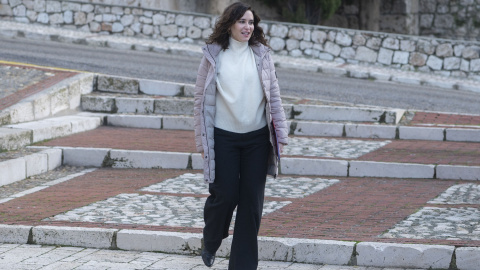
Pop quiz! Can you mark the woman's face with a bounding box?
[230,10,254,43]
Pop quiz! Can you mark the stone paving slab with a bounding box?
[0,167,479,268]
[0,244,418,270]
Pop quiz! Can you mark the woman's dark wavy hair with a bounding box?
[206,2,268,50]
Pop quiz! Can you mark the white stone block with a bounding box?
[349,161,435,178]
[50,86,70,115]
[391,75,422,85]
[107,115,161,129]
[294,105,387,122]
[369,71,392,81]
[24,152,48,177]
[215,236,233,257]
[81,95,116,112]
[31,92,51,120]
[154,99,194,115]
[14,119,72,142]
[424,79,456,89]
[386,109,405,124]
[110,150,190,169]
[96,75,138,94]
[67,78,82,110]
[32,226,116,249]
[0,128,32,151]
[399,126,444,141]
[281,158,348,176]
[191,153,203,170]
[278,62,318,72]
[357,242,454,269]
[257,237,294,261]
[0,224,31,244]
[62,147,110,167]
[139,80,183,96]
[345,124,397,139]
[66,116,101,133]
[115,97,154,114]
[116,230,202,254]
[292,238,355,265]
[457,83,480,93]
[184,84,195,97]
[8,102,35,124]
[40,148,63,170]
[293,121,344,137]
[163,116,194,130]
[320,66,347,76]
[437,165,480,180]
[0,158,26,186]
[456,247,480,270]
[446,128,480,142]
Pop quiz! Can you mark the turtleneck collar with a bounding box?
[229,36,249,52]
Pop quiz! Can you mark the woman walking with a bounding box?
[193,2,288,269]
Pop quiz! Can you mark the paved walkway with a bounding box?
[37,126,480,166]
[1,22,480,270]
[0,244,410,270]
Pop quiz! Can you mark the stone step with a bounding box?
[81,93,404,124]
[79,112,480,143]
[0,114,104,186]
[0,73,94,126]
[0,148,62,187]
[25,145,480,181]
[0,223,468,270]
[95,74,195,97]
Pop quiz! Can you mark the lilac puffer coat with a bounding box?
[194,42,288,183]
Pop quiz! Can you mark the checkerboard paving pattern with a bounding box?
[46,174,339,229]
[140,173,340,199]
[382,183,480,241]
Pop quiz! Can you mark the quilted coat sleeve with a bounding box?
[266,52,288,145]
[194,56,210,152]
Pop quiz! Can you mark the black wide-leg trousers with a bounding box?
[203,125,270,270]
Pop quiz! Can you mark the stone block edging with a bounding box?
[0,148,62,187]
[14,146,480,181]
[0,224,476,269]
[356,242,455,269]
[1,73,94,126]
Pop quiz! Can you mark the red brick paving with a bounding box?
[1,168,479,247]
[38,127,480,166]
[410,112,480,126]
[359,140,480,166]
[0,64,78,111]
[39,127,196,153]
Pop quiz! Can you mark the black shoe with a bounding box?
[201,249,215,267]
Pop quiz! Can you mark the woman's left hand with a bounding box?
[279,143,284,154]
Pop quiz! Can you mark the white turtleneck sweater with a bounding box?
[215,37,267,133]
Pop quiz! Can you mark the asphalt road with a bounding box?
[1,36,480,114]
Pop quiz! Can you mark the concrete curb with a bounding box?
[1,73,94,126]
[0,224,476,269]
[23,146,480,181]
[356,242,455,269]
[82,93,404,124]
[5,115,103,143]
[77,111,480,143]
[2,21,479,94]
[0,148,62,187]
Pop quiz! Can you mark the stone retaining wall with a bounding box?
[419,0,480,41]
[1,0,480,80]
